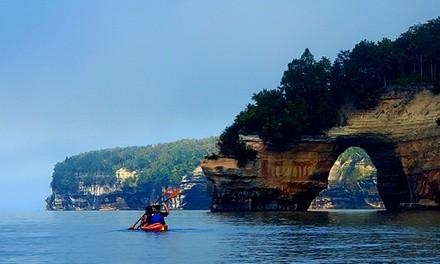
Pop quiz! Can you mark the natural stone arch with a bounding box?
[332,135,410,210]
[313,146,383,209]
[202,133,437,211]
[202,89,439,211]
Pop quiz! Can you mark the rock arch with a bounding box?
[332,135,410,210]
[202,89,440,211]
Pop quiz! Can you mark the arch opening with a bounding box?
[310,147,385,210]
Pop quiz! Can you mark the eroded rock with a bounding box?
[202,88,440,211]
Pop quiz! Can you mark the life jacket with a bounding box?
[149,213,165,224]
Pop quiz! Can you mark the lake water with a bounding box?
[1,210,439,263]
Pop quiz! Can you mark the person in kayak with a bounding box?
[140,205,154,227]
[149,202,170,225]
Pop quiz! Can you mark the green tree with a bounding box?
[394,17,440,84]
[280,49,337,134]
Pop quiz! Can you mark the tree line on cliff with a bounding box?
[218,17,440,162]
[50,137,217,195]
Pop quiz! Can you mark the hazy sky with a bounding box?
[1,1,439,211]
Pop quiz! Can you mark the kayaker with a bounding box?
[140,205,154,226]
[149,202,170,225]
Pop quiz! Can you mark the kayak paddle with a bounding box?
[163,188,181,203]
[153,187,172,204]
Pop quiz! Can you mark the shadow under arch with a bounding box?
[332,134,411,211]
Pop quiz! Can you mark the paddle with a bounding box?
[148,188,180,222]
[162,188,181,203]
[154,187,172,204]
[128,187,172,230]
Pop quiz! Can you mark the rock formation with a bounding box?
[46,167,176,211]
[311,147,384,209]
[179,166,211,210]
[202,88,440,211]
[46,190,149,211]
[46,166,206,211]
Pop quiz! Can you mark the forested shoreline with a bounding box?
[50,137,217,195]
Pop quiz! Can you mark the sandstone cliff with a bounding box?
[46,166,208,211]
[179,166,211,210]
[202,88,440,211]
[46,168,181,211]
[46,189,182,211]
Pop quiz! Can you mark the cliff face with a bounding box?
[46,189,182,211]
[179,166,211,210]
[45,191,144,211]
[46,168,182,211]
[46,166,208,211]
[202,88,440,211]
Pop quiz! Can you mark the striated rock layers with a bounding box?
[201,88,440,211]
[179,166,211,210]
[46,191,144,211]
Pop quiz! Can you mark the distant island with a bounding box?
[46,138,217,210]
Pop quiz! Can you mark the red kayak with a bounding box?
[140,223,168,232]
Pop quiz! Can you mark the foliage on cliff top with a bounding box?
[218,17,440,161]
[50,137,217,194]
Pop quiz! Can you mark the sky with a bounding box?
[1,1,439,212]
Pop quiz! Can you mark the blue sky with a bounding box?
[1,1,439,211]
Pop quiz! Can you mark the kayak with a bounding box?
[140,223,168,232]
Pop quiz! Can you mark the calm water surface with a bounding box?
[1,210,439,263]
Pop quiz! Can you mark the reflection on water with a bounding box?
[1,210,439,263]
[207,210,440,263]
[211,209,440,228]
